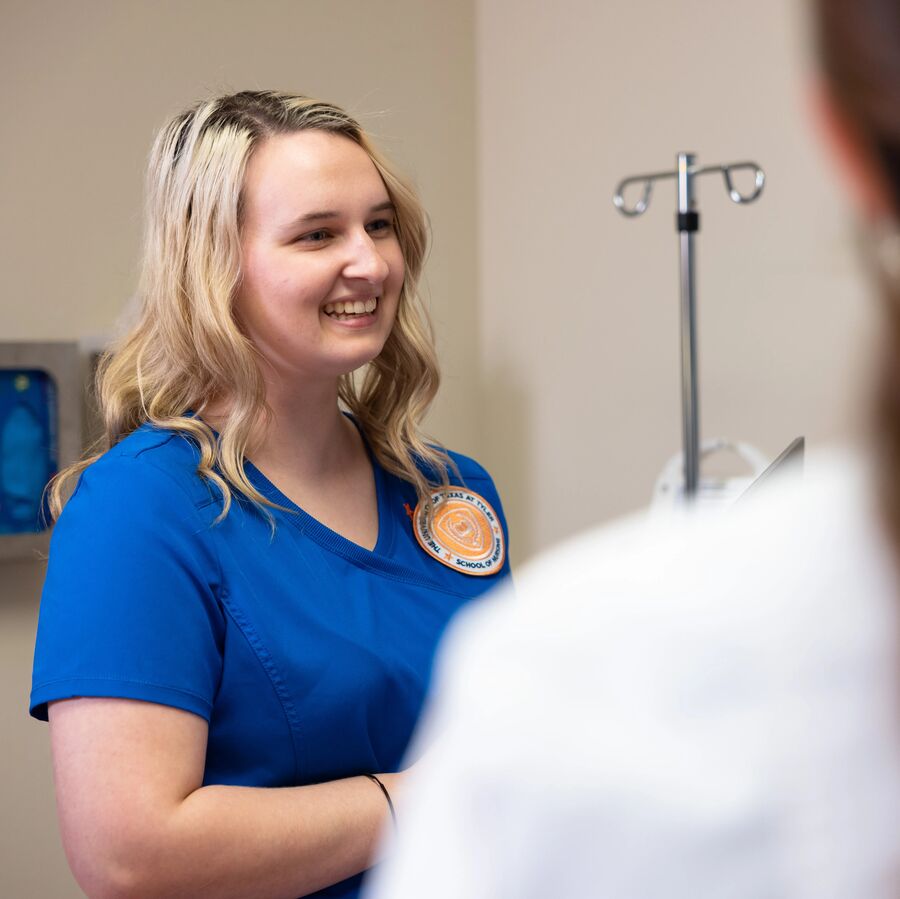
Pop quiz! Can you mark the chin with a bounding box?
[330,342,392,378]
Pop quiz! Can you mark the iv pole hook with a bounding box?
[613,154,766,499]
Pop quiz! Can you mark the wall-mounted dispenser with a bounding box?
[0,342,81,562]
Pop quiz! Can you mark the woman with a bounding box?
[29,91,509,899]
[366,2,900,897]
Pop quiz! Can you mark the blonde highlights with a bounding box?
[49,91,452,521]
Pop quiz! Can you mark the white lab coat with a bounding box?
[367,452,900,899]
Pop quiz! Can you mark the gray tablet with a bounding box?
[738,436,805,502]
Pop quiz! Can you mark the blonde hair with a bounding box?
[50,90,452,522]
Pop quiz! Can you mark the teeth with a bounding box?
[323,297,379,317]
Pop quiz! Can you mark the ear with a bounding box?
[808,77,894,222]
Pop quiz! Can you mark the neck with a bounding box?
[208,371,360,481]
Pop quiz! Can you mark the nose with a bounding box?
[343,231,391,286]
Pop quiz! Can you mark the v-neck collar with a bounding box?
[242,419,396,560]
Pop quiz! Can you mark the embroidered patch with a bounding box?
[413,488,505,576]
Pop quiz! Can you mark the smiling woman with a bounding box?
[28,91,510,899]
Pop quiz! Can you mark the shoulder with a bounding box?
[101,423,201,471]
[434,449,507,528]
[63,424,218,528]
[426,451,891,709]
[441,449,897,716]
[427,447,498,492]
[396,451,900,897]
[46,425,224,596]
[410,444,504,500]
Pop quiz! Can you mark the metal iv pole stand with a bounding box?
[613,154,765,500]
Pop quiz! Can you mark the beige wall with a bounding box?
[476,0,876,560]
[1,559,60,895]
[1,2,476,895]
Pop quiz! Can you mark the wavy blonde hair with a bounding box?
[50,90,452,522]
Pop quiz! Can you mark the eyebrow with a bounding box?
[286,200,395,228]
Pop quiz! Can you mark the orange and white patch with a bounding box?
[413,488,505,576]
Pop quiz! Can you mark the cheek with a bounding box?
[238,252,320,319]
[234,250,272,320]
[232,275,269,334]
[241,249,289,300]
[386,243,407,294]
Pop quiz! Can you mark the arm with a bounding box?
[50,697,401,899]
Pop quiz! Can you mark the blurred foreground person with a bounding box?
[366,1,900,896]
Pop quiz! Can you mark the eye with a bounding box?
[297,229,331,244]
[366,218,394,235]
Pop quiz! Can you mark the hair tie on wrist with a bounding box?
[365,773,397,832]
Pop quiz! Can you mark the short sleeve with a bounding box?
[30,454,225,722]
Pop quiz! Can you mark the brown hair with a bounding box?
[816,0,900,548]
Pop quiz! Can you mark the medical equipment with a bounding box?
[0,341,81,562]
[652,438,770,509]
[737,436,805,503]
[613,154,774,503]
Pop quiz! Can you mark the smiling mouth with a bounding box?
[323,297,378,321]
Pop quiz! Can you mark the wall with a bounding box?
[0,2,476,895]
[476,0,876,560]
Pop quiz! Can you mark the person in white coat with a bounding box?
[365,1,900,896]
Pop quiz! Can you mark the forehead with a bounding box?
[241,131,389,226]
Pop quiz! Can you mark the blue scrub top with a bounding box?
[30,423,510,899]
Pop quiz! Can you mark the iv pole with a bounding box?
[613,154,765,499]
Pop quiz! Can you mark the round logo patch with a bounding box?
[413,488,505,576]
